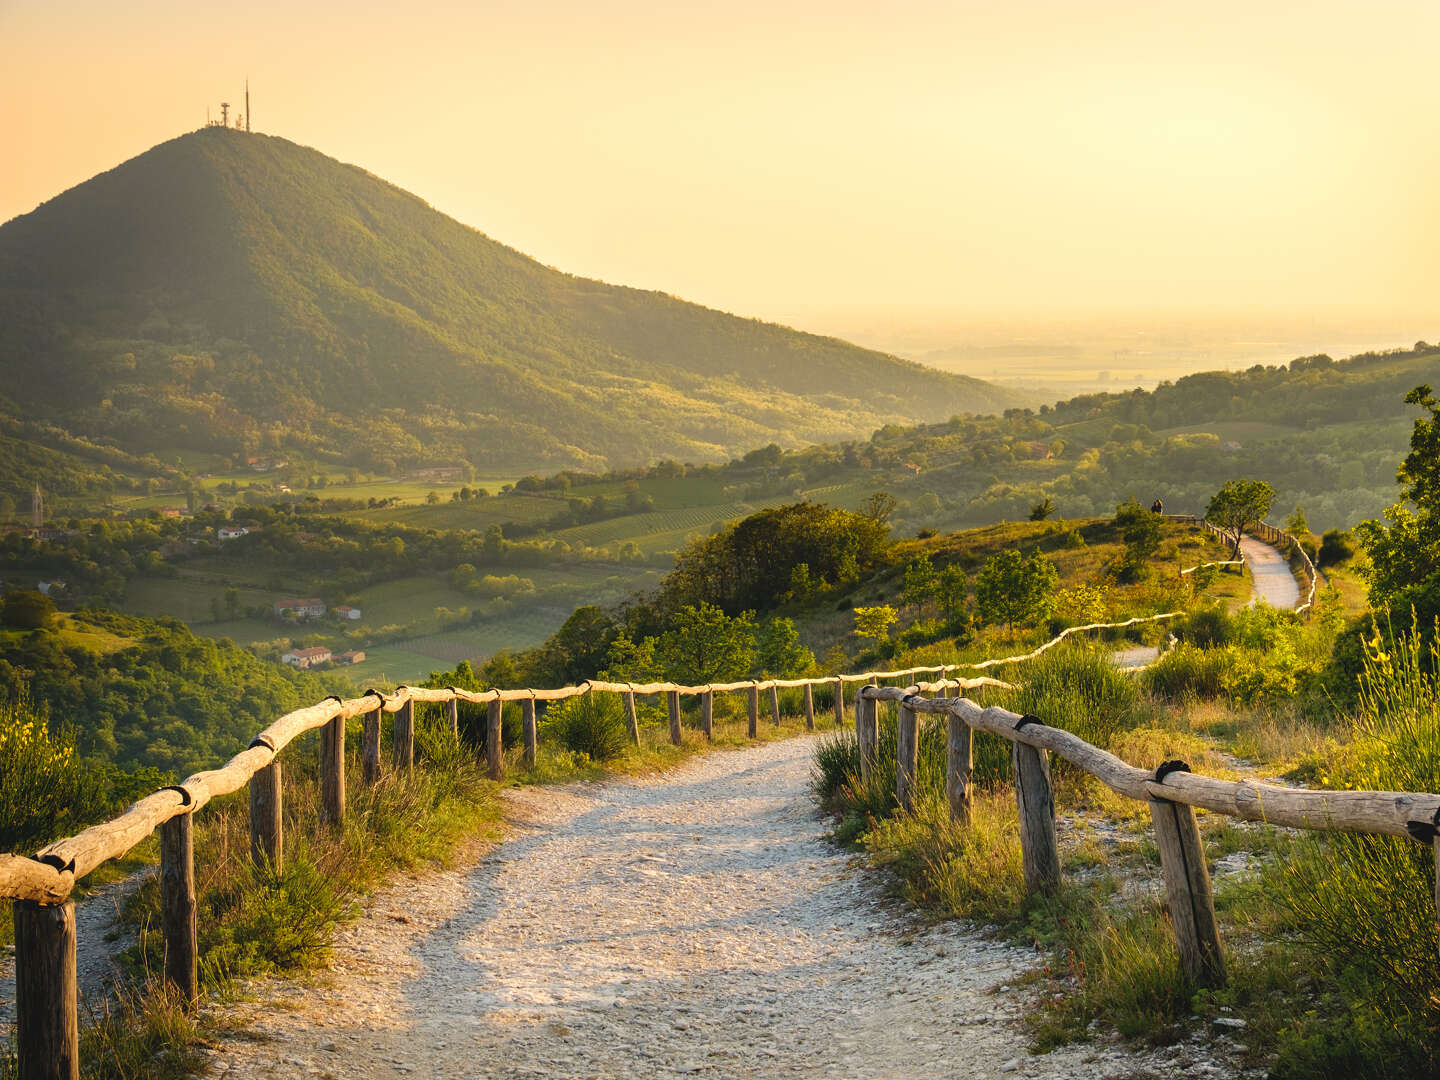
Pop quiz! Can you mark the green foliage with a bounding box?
[544,693,631,762]
[936,563,969,627]
[901,554,938,612]
[655,602,757,683]
[974,549,1059,632]
[757,617,814,677]
[1206,478,1276,556]
[1319,528,1355,566]
[1114,497,1161,579]
[995,644,1143,767]
[0,589,55,630]
[852,605,898,647]
[1029,496,1056,521]
[0,691,113,852]
[661,502,890,616]
[1357,385,1440,621]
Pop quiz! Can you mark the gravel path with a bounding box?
[1237,536,1299,609]
[204,737,1191,1080]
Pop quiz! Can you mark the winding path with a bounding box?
[204,737,1189,1079]
[1236,535,1300,609]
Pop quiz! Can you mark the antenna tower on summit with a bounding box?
[220,101,230,128]
[246,80,251,132]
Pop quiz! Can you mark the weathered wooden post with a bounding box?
[624,689,640,744]
[700,689,713,739]
[803,682,815,730]
[160,811,198,1008]
[522,697,538,767]
[362,702,382,784]
[320,712,345,827]
[747,683,759,738]
[667,690,682,746]
[857,692,878,784]
[769,684,782,727]
[393,698,414,771]
[1150,765,1226,986]
[14,899,78,1080]
[946,705,973,824]
[250,756,283,872]
[896,698,919,811]
[487,697,504,780]
[833,677,844,727]
[1011,724,1059,894]
[445,696,459,738]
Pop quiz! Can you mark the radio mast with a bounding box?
[246,80,251,132]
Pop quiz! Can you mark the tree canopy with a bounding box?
[1206,479,1276,558]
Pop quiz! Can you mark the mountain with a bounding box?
[0,130,1020,473]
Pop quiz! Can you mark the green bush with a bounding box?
[995,643,1143,762]
[1142,643,1228,702]
[544,693,630,762]
[1180,605,1234,648]
[1268,619,1440,1072]
[0,692,111,853]
[1318,528,1355,567]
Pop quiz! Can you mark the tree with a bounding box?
[861,491,897,524]
[655,603,756,684]
[1029,496,1056,521]
[936,564,968,627]
[1357,385,1440,615]
[1285,506,1310,536]
[757,618,814,677]
[1205,479,1276,559]
[974,550,1058,633]
[1114,497,1161,578]
[901,554,938,613]
[852,606,898,649]
[0,494,15,523]
[1,591,56,631]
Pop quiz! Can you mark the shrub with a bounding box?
[544,693,630,762]
[1319,528,1355,566]
[996,643,1143,761]
[1180,605,1234,648]
[1142,643,1228,702]
[0,692,111,853]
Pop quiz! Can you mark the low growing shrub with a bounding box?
[544,693,631,762]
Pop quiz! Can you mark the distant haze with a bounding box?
[4,0,1438,355]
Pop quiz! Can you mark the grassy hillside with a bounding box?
[0,128,1018,480]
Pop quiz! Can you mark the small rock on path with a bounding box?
[206,737,1195,1079]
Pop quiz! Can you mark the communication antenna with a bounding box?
[246,80,251,132]
[220,101,230,127]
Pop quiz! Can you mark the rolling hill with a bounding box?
[0,129,1019,475]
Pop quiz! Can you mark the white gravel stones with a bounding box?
[204,736,1246,1078]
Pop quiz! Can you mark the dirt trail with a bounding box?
[203,737,1195,1080]
[1237,536,1300,609]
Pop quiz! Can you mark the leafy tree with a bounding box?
[852,606,898,648]
[1029,496,1056,521]
[901,554,938,613]
[1114,497,1161,577]
[1205,479,1276,558]
[655,603,756,684]
[861,491,897,524]
[786,562,815,602]
[757,618,814,677]
[1285,506,1311,535]
[1357,385,1440,615]
[937,564,968,627]
[974,550,1058,633]
[1,590,56,631]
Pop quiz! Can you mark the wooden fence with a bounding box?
[0,519,1307,1076]
[856,682,1440,990]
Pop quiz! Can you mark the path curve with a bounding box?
[204,737,1188,1079]
[1237,536,1300,609]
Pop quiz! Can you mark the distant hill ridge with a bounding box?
[0,129,1019,472]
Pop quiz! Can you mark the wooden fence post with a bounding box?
[833,677,844,727]
[857,693,877,784]
[250,758,282,872]
[445,696,459,738]
[803,683,815,730]
[896,699,918,811]
[947,709,973,824]
[160,812,198,1009]
[667,690,682,746]
[522,697,538,767]
[769,684,782,727]
[320,713,345,827]
[362,704,382,784]
[487,698,504,780]
[1012,737,1059,894]
[624,690,640,745]
[747,683,759,738]
[14,899,78,1080]
[1150,792,1226,986]
[393,699,414,772]
[701,689,713,739]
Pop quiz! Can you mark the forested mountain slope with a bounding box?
[0,129,1018,473]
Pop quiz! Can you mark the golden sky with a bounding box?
[4,0,1438,331]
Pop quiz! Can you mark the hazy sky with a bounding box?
[4,0,1438,332]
